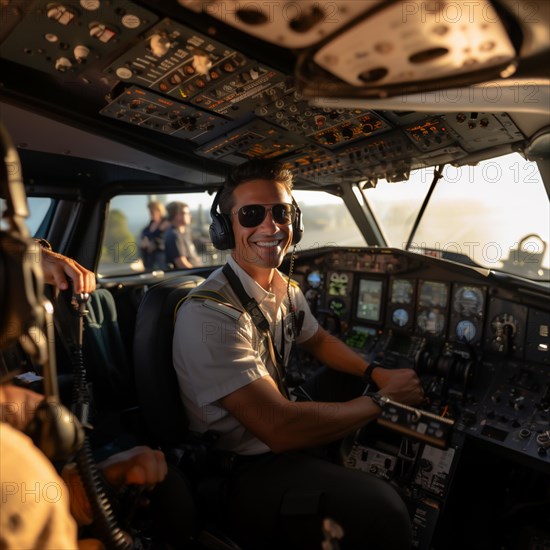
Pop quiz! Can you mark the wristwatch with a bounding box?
[363,360,383,384]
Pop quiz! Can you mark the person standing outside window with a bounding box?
[164,201,202,269]
[139,201,170,270]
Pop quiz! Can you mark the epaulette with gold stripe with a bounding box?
[281,274,300,288]
[174,290,243,324]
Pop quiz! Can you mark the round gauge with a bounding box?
[456,320,477,342]
[453,286,484,316]
[392,308,409,327]
[307,270,322,289]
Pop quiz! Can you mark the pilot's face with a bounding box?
[230,179,293,277]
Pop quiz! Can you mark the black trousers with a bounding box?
[221,369,413,550]
[224,451,412,550]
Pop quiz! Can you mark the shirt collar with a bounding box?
[227,255,287,305]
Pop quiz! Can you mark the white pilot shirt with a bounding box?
[173,255,319,455]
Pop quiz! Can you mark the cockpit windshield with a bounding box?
[361,153,550,282]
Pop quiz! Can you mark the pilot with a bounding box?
[174,159,423,549]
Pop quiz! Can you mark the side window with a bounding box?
[0,197,53,235]
[98,192,218,277]
[97,189,366,277]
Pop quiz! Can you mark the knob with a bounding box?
[536,431,550,448]
[73,45,90,63]
[54,57,72,72]
[419,458,433,472]
[341,127,354,140]
[149,34,171,57]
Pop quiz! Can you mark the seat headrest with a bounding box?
[133,275,204,447]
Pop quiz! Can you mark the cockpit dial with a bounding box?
[392,308,409,327]
[307,270,322,289]
[453,286,484,317]
[456,319,477,342]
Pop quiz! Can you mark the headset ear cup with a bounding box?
[209,189,235,250]
[209,211,234,250]
[291,204,303,246]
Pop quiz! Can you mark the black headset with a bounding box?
[209,185,304,251]
[0,122,83,460]
[0,122,43,352]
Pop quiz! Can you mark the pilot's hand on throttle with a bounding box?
[0,384,43,431]
[41,247,96,294]
[372,367,424,406]
[99,446,167,490]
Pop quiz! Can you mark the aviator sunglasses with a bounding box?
[232,203,297,228]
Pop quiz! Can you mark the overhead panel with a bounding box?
[257,85,391,147]
[99,86,232,144]
[313,0,516,87]
[176,0,378,48]
[0,0,158,77]
[104,17,290,120]
[0,0,529,188]
[194,119,308,164]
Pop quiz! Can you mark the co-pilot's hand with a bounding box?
[0,384,43,431]
[41,247,96,294]
[99,446,167,490]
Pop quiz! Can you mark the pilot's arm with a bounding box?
[220,325,423,453]
[220,375,381,453]
[300,326,423,406]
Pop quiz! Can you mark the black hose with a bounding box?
[70,346,92,429]
[68,296,133,549]
[74,436,132,549]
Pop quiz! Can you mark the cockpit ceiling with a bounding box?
[0,0,548,187]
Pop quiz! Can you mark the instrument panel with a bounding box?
[294,249,546,361]
[290,246,550,548]
[290,247,550,462]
